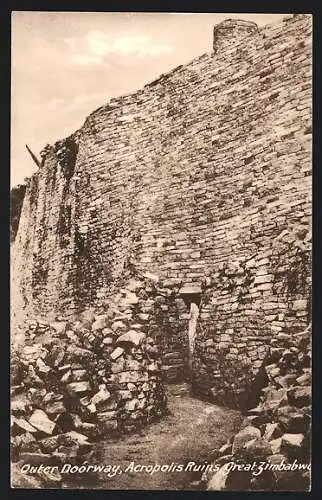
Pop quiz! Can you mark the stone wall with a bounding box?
[11,14,312,398]
[192,221,311,407]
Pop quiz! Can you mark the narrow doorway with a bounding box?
[179,284,202,382]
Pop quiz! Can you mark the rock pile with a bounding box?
[11,275,171,487]
[201,325,311,491]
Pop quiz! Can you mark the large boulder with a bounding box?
[111,321,127,332]
[275,470,310,491]
[28,410,56,435]
[287,386,311,408]
[269,437,283,454]
[262,422,282,441]
[125,279,143,292]
[11,463,43,488]
[250,470,276,491]
[49,321,67,336]
[225,465,252,491]
[280,433,305,460]
[207,465,229,491]
[242,438,273,459]
[232,425,261,454]
[91,315,109,331]
[119,292,139,307]
[110,347,124,360]
[90,385,111,406]
[117,330,146,346]
[276,406,310,433]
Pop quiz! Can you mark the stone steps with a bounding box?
[163,351,184,362]
[162,364,187,383]
[162,358,185,367]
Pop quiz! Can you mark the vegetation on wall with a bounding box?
[10,182,27,242]
[54,137,79,181]
[271,225,311,299]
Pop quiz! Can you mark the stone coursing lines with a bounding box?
[11,14,312,400]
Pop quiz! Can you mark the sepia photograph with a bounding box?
[10,11,312,490]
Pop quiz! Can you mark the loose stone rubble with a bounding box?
[11,274,180,488]
[198,325,311,491]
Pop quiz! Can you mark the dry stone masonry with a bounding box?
[11,13,311,468]
[11,275,169,487]
[201,324,311,491]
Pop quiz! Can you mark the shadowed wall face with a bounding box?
[11,15,312,397]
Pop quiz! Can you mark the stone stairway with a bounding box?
[161,350,187,383]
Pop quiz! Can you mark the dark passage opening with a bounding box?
[179,284,202,308]
[181,293,202,309]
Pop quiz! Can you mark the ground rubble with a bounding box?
[196,325,311,491]
[11,272,182,488]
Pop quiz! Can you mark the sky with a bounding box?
[11,12,287,187]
